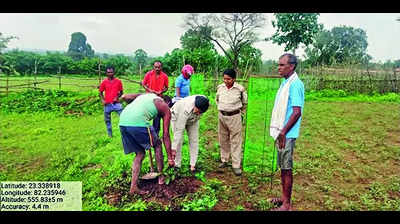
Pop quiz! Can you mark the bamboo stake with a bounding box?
[6,73,9,96]
[98,58,101,86]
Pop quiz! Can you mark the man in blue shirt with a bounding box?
[270,53,304,211]
[173,64,194,104]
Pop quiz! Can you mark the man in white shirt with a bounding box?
[170,95,209,172]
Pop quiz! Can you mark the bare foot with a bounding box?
[158,175,165,185]
[190,166,196,172]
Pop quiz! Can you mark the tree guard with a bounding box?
[243,76,281,184]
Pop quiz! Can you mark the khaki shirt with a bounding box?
[170,95,203,150]
[216,82,248,113]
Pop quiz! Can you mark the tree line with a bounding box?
[1,13,399,77]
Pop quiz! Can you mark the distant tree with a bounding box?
[0,32,18,53]
[227,43,262,76]
[268,13,322,55]
[3,50,41,75]
[261,59,278,74]
[0,32,18,74]
[183,13,266,76]
[161,48,184,75]
[67,32,95,60]
[303,29,336,66]
[133,49,148,75]
[41,52,75,74]
[180,27,215,51]
[304,25,371,66]
[394,59,400,68]
[103,54,132,75]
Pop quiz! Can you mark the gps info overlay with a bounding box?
[0,181,82,211]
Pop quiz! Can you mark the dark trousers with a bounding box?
[152,113,161,136]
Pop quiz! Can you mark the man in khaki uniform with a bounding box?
[171,95,210,172]
[216,69,248,176]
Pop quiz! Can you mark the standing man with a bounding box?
[142,61,169,136]
[119,93,175,195]
[216,69,248,176]
[269,53,304,211]
[170,95,209,172]
[99,65,124,137]
[172,64,194,104]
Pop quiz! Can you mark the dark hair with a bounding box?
[154,60,163,66]
[106,65,115,72]
[195,96,209,113]
[280,53,297,70]
[223,69,236,79]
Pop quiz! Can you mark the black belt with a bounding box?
[220,110,240,116]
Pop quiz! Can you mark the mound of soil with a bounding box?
[105,176,203,208]
[139,176,202,202]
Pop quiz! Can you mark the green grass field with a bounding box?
[1,75,399,211]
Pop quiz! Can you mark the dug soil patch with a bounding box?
[105,176,203,208]
[139,176,202,202]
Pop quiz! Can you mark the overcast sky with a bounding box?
[1,13,399,63]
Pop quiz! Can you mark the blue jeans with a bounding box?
[104,103,123,137]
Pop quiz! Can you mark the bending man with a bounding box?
[171,95,209,172]
[119,93,174,195]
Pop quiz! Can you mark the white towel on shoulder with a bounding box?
[270,72,298,141]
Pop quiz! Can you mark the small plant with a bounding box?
[254,199,273,211]
[163,166,177,185]
[181,190,218,211]
[235,205,244,211]
[194,171,206,182]
[122,199,148,211]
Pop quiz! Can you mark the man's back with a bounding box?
[283,77,304,138]
[119,94,161,127]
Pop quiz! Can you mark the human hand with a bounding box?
[119,94,125,102]
[168,159,175,167]
[101,99,106,106]
[171,150,176,161]
[277,132,286,150]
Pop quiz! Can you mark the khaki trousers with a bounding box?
[171,119,199,168]
[218,112,242,169]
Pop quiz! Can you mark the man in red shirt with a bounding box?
[99,66,124,137]
[142,61,169,135]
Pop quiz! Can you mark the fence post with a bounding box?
[58,75,61,90]
[98,58,101,86]
[34,71,37,89]
[394,69,398,93]
[27,77,31,90]
[6,73,9,96]
[34,59,38,89]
